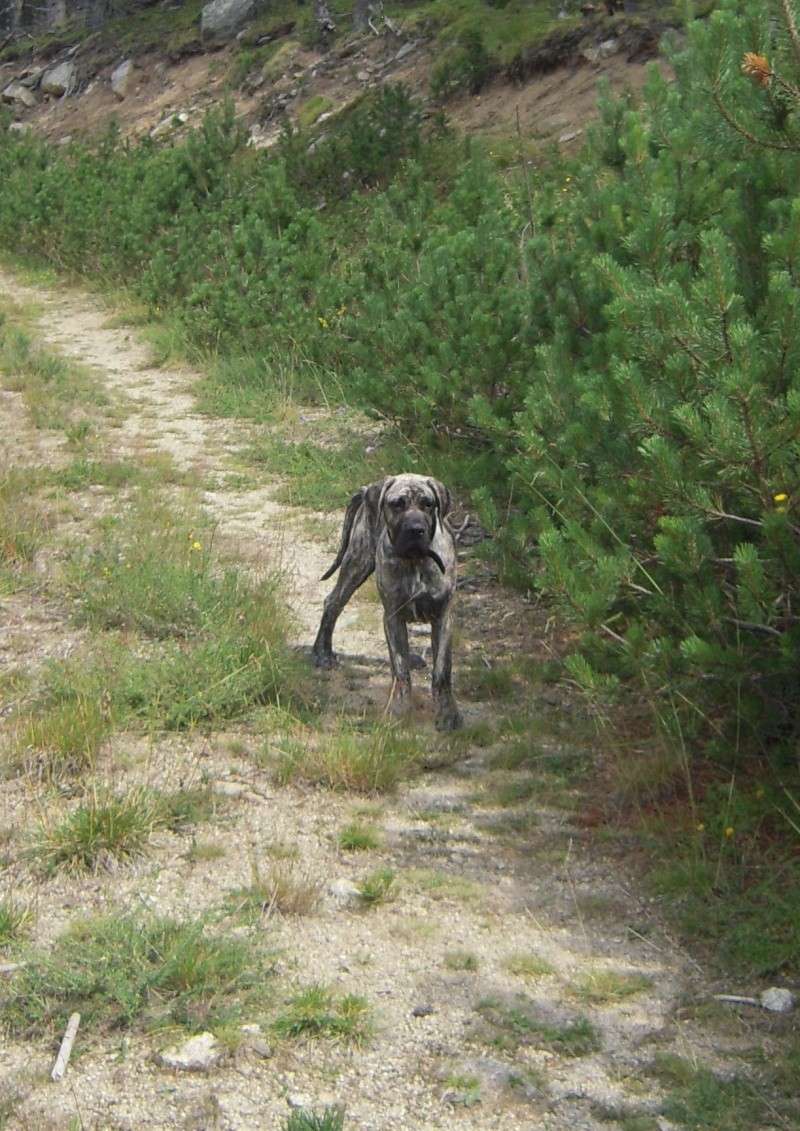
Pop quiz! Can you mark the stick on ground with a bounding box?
[51,1012,81,1082]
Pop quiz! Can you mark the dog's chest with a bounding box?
[380,560,447,623]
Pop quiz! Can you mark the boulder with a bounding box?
[2,82,37,108]
[201,0,255,45]
[110,59,134,100]
[41,60,77,96]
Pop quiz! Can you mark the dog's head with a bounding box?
[364,474,452,561]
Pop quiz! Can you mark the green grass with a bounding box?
[0,469,50,571]
[356,866,396,907]
[7,694,112,782]
[503,952,555,980]
[338,823,381,851]
[0,317,106,430]
[285,1109,346,1131]
[2,913,268,1037]
[225,859,323,921]
[649,1049,800,1130]
[0,895,32,949]
[298,95,335,129]
[156,783,222,831]
[28,789,160,874]
[273,984,372,1045]
[572,969,653,1005]
[406,867,484,904]
[475,996,601,1057]
[444,950,479,972]
[276,725,420,794]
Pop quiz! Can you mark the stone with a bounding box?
[41,61,77,96]
[412,1003,435,1017]
[158,1031,222,1072]
[356,70,370,83]
[328,878,361,907]
[395,41,417,62]
[111,59,135,101]
[2,82,37,108]
[8,121,32,133]
[151,111,189,139]
[287,1094,313,1109]
[760,987,795,1013]
[201,0,256,45]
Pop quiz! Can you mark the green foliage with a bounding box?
[284,1109,346,1131]
[431,28,493,101]
[2,913,267,1037]
[273,984,372,1044]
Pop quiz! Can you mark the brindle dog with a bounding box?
[311,474,462,731]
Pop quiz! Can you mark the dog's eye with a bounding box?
[390,498,405,509]
[421,498,434,509]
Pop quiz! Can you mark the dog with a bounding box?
[311,474,463,731]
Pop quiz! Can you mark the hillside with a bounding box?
[0,0,676,147]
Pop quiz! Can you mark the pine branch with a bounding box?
[781,0,800,69]
[711,85,800,152]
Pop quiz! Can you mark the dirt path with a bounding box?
[0,270,778,1131]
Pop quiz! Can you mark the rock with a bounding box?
[8,121,32,133]
[582,38,619,64]
[287,1094,313,1109]
[201,0,256,45]
[111,59,134,100]
[559,129,583,144]
[412,1003,434,1017]
[151,111,189,139]
[395,41,417,62]
[356,70,370,83]
[41,61,77,96]
[760,987,795,1013]
[2,82,37,108]
[158,1031,222,1072]
[328,878,361,907]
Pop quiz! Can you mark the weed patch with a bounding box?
[0,895,32,949]
[573,969,653,1005]
[225,859,322,921]
[444,950,479,972]
[475,996,601,1057]
[338,823,381,851]
[28,789,160,874]
[276,725,420,794]
[503,953,555,980]
[273,984,372,1045]
[3,913,268,1037]
[284,1106,346,1131]
[356,867,395,907]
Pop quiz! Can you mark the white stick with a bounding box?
[713,994,759,1007]
[51,1012,81,1082]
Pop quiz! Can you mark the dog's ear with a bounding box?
[426,478,452,520]
[363,477,395,530]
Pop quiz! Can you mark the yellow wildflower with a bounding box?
[318,316,329,329]
[192,541,202,551]
[724,826,734,838]
[774,493,788,504]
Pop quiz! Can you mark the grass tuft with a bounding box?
[356,867,396,907]
[338,823,381,852]
[572,969,653,1004]
[28,789,159,874]
[475,996,601,1057]
[2,913,269,1037]
[444,950,479,972]
[285,1109,346,1131]
[503,952,556,980]
[273,984,372,1046]
[0,894,33,948]
[226,859,323,921]
[276,725,420,794]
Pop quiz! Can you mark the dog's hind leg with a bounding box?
[312,556,374,668]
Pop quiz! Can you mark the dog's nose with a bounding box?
[407,522,426,538]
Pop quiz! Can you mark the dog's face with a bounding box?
[378,474,450,560]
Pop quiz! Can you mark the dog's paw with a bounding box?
[435,704,463,732]
[312,651,338,670]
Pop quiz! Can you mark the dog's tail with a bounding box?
[320,488,364,581]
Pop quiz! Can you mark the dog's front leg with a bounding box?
[431,607,462,731]
[383,611,412,715]
[312,558,374,668]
